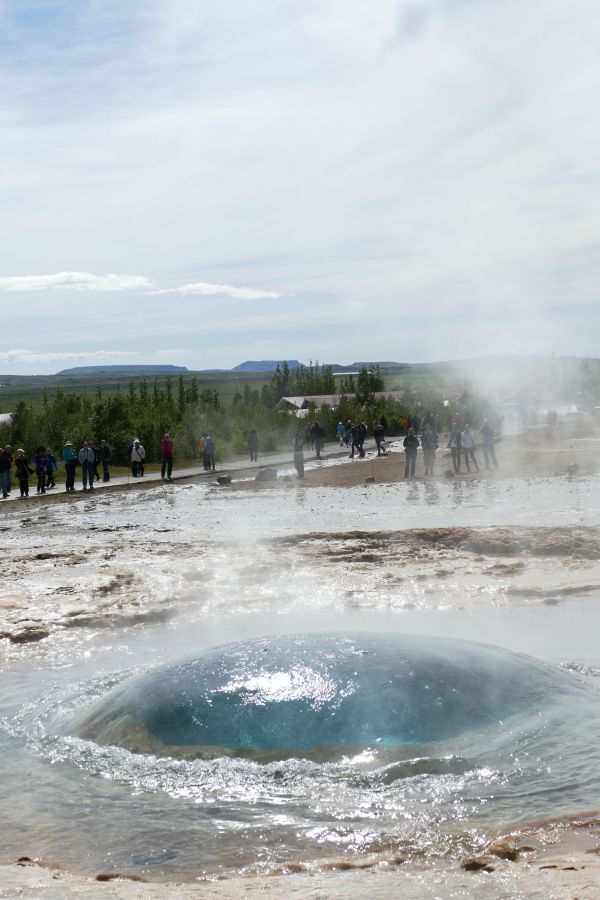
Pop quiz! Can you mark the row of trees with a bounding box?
[260,361,385,406]
[0,364,493,464]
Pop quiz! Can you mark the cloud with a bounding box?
[0,349,140,364]
[153,282,281,300]
[0,272,153,292]
[0,2,599,367]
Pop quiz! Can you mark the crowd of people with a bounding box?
[293,416,499,480]
[397,418,499,477]
[0,432,178,498]
[0,417,499,499]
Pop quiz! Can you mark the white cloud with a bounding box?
[153,282,281,300]
[0,272,153,292]
[0,349,140,364]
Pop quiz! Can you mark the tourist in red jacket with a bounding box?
[160,433,174,480]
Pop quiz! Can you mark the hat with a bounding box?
[64,441,73,446]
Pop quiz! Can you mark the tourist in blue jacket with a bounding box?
[45,447,58,488]
[63,441,77,492]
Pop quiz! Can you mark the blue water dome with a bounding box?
[70,633,571,759]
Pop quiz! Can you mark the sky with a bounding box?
[1,0,599,374]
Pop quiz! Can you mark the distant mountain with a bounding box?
[57,365,189,376]
[350,361,405,369]
[232,360,304,372]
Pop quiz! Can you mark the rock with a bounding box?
[486,838,521,861]
[16,857,63,872]
[216,474,232,485]
[365,475,375,483]
[96,872,148,882]
[461,855,496,872]
[9,627,50,644]
[444,469,455,478]
[255,467,278,482]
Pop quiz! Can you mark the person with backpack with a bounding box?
[130,439,145,477]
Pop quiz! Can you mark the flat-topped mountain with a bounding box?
[232,360,304,372]
[57,365,189,376]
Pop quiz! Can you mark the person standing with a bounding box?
[160,432,174,480]
[447,423,462,473]
[358,420,367,457]
[99,439,111,481]
[248,429,259,462]
[63,441,77,492]
[293,428,304,479]
[310,421,325,458]
[130,439,145,477]
[373,418,385,456]
[336,421,345,446]
[91,444,100,482]
[34,446,47,494]
[204,435,216,471]
[79,440,95,490]
[421,424,438,476]
[461,424,479,472]
[0,444,13,498]
[403,428,419,478]
[197,435,206,467]
[45,447,58,488]
[15,449,33,498]
[480,419,498,469]
[349,422,360,458]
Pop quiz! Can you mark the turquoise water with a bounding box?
[70,633,583,755]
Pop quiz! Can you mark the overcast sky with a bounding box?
[1,0,599,374]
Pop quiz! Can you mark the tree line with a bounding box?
[0,364,491,464]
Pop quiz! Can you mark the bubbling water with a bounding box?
[70,633,577,760]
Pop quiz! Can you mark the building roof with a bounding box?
[276,391,404,411]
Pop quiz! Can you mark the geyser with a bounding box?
[70,633,571,759]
